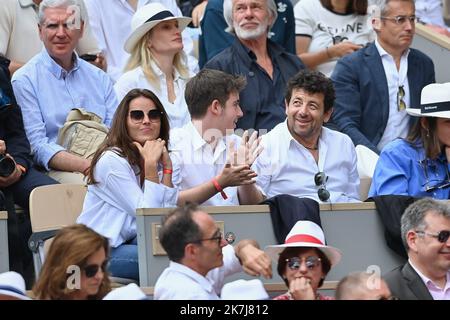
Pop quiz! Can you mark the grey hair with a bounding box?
[400,198,450,250]
[223,0,278,34]
[38,0,85,24]
[369,0,415,17]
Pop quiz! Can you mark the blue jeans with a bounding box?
[109,237,139,281]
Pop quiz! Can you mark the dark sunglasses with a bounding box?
[397,86,406,111]
[83,260,108,278]
[419,159,450,193]
[285,256,321,271]
[314,172,330,202]
[415,230,450,243]
[129,109,163,123]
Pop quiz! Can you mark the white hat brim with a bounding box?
[124,16,192,53]
[406,107,450,119]
[265,242,342,266]
[0,289,31,300]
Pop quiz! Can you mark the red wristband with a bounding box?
[212,177,228,200]
[163,168,173,174]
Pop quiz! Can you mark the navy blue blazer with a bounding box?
[330,42,435,153]
[384,262,433,300]
[0,63,33,170]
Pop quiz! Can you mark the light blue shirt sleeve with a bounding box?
[11,50,118,169]
[11,75,65,169]
[369,140,415,197]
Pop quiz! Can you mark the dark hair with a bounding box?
[159,203,204,262]
[277,247,331,288]
[88,89,170,184]
[185,69,246,119]
[406,117,441,159]
[285,70,335,112]
[320,0,368,15]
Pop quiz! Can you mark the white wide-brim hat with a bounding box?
[0,271,31,300]
[406,82,450,119]
[265,221,342,266]
[124,3,192,53]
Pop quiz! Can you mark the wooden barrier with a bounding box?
[0,211,9,272]
[136,203,405,290]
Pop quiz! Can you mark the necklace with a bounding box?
[303,145,318,150]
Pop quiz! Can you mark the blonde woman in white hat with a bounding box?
[114,3,192,129]
[370,83,450,199]
[265,220,341,300]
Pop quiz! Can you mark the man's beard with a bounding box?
[234,19,269,40]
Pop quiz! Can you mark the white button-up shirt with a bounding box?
[253,121,360,203]
[77,149,178,247]
[154,244,242,300]
[114,63,191,129]
[170,122,242,206]
[375,39,410,152]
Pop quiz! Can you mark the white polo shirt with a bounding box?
[170,122,242,206]
[252,120,360,203]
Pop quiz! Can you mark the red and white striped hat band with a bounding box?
[265,221,342,266]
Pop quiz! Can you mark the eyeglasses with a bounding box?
[415,230,450,243]
[314,172,330,202]
[419,159,450,192]
[381,15,417,25]
[285,256,322,271]
[397,86,406,111]
[83,260,108,278]
[193,231,223,246]
[129,109,163,123]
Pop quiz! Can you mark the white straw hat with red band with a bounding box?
[265,220,342,266]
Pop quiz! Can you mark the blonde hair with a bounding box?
[124,31,189,90]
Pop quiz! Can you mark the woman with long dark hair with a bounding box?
[77,88,177,281]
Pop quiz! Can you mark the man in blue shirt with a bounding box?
[198,0,296,67]
[12,0,118,184]
[205,0,305,132]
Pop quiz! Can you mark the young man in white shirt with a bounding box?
[154,204,272,299]
[252,70,360,203]
[171,69,263,206]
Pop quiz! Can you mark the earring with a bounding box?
[426,129,430,138]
